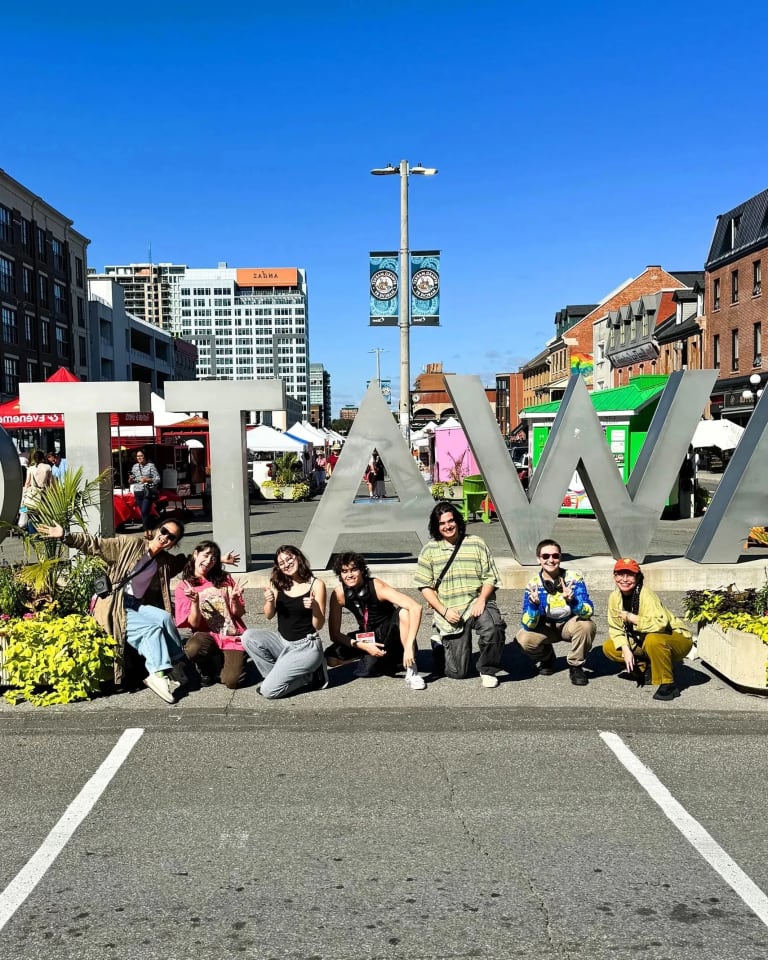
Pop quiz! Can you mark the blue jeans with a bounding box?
[241,629,323,699]
[125,604,185,674]
[134,489,156,530]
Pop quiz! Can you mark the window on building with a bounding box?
[732,270,739,304]
[728,215,741,250]
[20,219,32,253]
[3,357,19,395]
[53,281,66,314]
[0,204,11,243]
[731,329,739,371]
[77,296,86,326]
[0,254,15,294]
[26,359,38,381]
[75,256,84,287]
[55,326,69,357]
[41,320,50,351]
[754,260,762,297]
[37,227,47,261]
[22,265,33,300]
[38,274,49,307]
[713,278,720,311]
[52,238,65,272]
[2,306,17,343]
[79,336,88,367]
[25,314,36,346]
[754,323,762,367]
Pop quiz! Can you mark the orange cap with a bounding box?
[614,558,641,575]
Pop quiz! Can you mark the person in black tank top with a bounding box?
[327,552,426,689]
[241,545,328,699]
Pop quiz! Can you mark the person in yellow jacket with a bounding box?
[604,558,692,701]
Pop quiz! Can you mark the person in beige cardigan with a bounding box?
[38,518,191,703]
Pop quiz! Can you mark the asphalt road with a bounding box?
[2,705,768,959]
[3,476,768,958]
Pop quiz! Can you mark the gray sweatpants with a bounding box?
[241,629,323,699]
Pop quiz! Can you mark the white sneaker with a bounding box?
[405,667,426,690]
[480,674,500,688]
[144,673,176,703]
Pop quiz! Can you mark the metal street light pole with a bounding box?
[369,347,387,384]
[371,160,437,446]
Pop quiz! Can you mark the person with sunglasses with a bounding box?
[516,539,596,686]
[36,517,209,704]
[604,558,692,701]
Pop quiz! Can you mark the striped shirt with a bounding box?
[415,535,501,634]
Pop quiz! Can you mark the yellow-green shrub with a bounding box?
[1,608,115,707]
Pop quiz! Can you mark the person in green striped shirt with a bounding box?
[414,502,505,687]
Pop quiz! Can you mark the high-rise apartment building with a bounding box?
[309,362,331,427]
[97,261,310,416]
[98,262,185,328]
[1,168,91,399]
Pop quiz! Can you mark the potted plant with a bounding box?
[0,469,116,706]
[257,453,312,501]
[431,451,470,500]
[684,581,768,690]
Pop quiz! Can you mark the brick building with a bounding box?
[412,361,495,426]
[591,266,692,390]
[0,168,90,400]
[704,187,768,424]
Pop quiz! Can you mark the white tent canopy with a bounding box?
[246,425,309,453]
[286,421,328,445]
[691,418,745,451]
[435,416,461,430]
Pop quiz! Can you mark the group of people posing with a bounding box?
[36,499,692,705]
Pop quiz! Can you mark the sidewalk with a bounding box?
[3,490,768,715]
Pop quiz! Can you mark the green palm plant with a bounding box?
[17,467,111,605]
[274,452,301,486]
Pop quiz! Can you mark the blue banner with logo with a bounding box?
[369,252,399,326]
[410,250,440,326]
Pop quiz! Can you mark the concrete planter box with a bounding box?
[259,484,309,502]
[697,623,768,690]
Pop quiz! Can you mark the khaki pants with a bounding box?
[602,632,692,686]
[516,616,595,667]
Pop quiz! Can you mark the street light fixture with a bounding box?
[370,159,438,445]
[741,373,764,403]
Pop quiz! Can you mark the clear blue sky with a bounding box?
[6,0,768,413]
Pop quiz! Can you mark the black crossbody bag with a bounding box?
[93,554,156,600]
[434,535,465,593]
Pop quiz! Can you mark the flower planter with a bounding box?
[697,623,768,690]
[259,484,309,502]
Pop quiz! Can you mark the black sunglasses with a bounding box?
[158,526,179,542]
[539,552,560,560]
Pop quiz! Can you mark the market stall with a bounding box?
[520,374,692,517]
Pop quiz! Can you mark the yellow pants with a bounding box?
[602,632,692,686]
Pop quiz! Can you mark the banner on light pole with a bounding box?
[369,252,399,326]
[411,250,440,326]
[366,379,393,405]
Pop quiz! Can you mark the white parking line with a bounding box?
[600,730,768,928]
[0,727,144,933]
